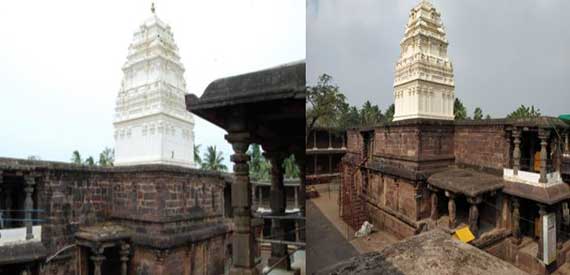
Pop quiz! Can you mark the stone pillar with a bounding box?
[539,129,550,183]
[4,184,12,228]
[538,204,547,260]
[259,186,263,210]
[328,131,333,149]
[120,242,130,275]
[296,154,306,242]
[90,248,106,275]
[329,155,333,174]
[430,191,439,221]
[267,152,290,270]
[512,198,522,245]
[24,176,35,240]
[225,131,257,275]
[20,268,30,275]
[294,186,298,209]
[467,197,482,237]
[446,192,456,229]
[513,128,521,175]
[313,130,317,149]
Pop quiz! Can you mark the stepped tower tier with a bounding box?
[393,0,455,121]
[114,7,195,167]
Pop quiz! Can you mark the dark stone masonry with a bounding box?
[340,117,570,274]
[0,158,232,275]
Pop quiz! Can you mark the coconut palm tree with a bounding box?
[71,150,82,165]
[201,146,228,171]
[248,144,270,180]
[194,144,202,166]
[98,147,114,166]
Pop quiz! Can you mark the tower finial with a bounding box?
[151,2,156,14]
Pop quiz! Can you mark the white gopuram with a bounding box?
[114,4,195,168]
[393,0,455,121]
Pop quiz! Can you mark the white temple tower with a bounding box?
[114,5,195,167]
[393,0,455,121]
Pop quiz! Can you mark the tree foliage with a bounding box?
[193,144,202,166]
[306,74,348,130]
[98,147,114,167]
[248,144,270,181]
[384,104,395,122]
[201,145,228,172]
[71,150,82,165]
[454,98,468,120]
[507,105,542,119]
[84,156,95,166]
[473,107,483,120]
[283,154,300,179]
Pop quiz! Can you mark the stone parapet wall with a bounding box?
[0,158,230,275]
[454,124,509,171]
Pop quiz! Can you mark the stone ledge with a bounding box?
[0,242,48,265]
[131,223,231,249]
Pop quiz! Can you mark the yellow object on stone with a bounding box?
[454,226,475,243]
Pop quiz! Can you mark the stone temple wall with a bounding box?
[454,124,510,171]
[0,158,231,275]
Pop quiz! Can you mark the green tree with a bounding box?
[473,107,483,120]
[507,105,541,119]
[201,146,228,171]
[384,104,395,122]
[84,156,95,166]
[98,147,114,167]
[27,155,41,161]
[193,144,202,166]
[359,101,384,127]
[248,144,270,181]
[338,103,360,129]
[454,98,468,120]
[307,74,348,131]
[283,154,300,179]
[71,150,82,165]
[485,114,492,120]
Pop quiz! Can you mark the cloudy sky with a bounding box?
[307,0,570,118]
[0,0,305,166]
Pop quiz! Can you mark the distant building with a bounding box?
[114,7,195,167]
[306,127,347,185]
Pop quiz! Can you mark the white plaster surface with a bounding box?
[0,225,42,246]
[503,168,564,187]
[114,13,195,168]
[393,1,455,121]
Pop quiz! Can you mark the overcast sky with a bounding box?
[307,0,570,118]
[0,0,305,167]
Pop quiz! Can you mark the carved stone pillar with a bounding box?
[225,131,257,275]
[513,128,521,175]
[328,131,332,149]
[467,197,482,237]
[267,152,289,270]
[446,192,456,229]
[24,176,35,240]
[430,192,439,221]
[538,204,547,260]
[120,242,130,275]
[512,198,522,245]
[90,248,106,275]
[539,129,550,183]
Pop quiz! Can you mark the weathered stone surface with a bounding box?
[0,158,231,275]
[317,230,527,275]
